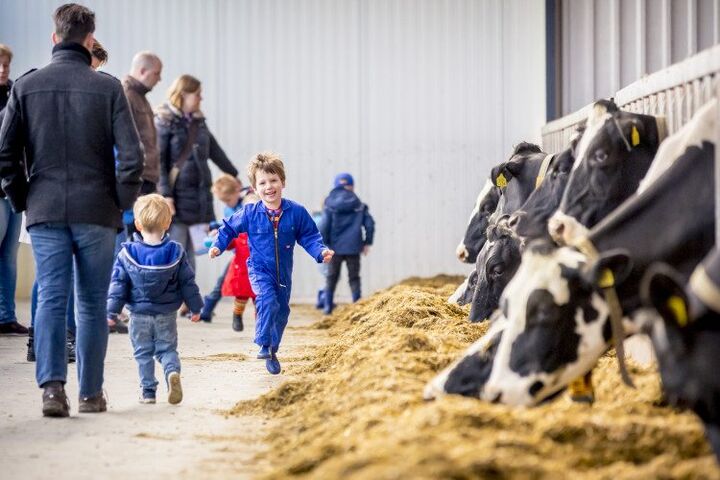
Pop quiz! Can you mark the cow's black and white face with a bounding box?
[642,263,720,426]
[457,179,501,264]
[423,317,507,400]
[479,244,613,406]
[549,105,659,245]
[468,223,523,322]
[448,269,478,306]
[513,147,576,240]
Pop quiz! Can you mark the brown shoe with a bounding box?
[0,321,29,336]
[78,392,107,413]
[42,383,70,418]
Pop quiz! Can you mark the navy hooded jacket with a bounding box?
[107,234,203,316]
[320,187,375,255]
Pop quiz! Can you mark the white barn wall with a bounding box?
[1,0,546,301]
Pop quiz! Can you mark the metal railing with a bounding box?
[541,44,720,242]
[541,43,720,153]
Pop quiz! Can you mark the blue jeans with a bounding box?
[169,222,195,270]
[31,279,76,336]
[129,312,180,392]
[200,263,230,319]
[29,223,115,396]
[0,198,22,324]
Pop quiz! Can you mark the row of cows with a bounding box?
[429,98,720,461]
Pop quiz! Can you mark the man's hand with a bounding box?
[208,247,221,259]
[190,313,201,323]
[164,197,176,216]
[321,249,335,264]
[362,245,370,256]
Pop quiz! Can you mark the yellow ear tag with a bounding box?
[496,173,508,188]
[598,268,615,289]
[631,126,640,146]
[666,295,688,327]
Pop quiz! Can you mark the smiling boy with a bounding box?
[209,152,333,374]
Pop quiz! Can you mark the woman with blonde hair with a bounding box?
[155,74,238,270]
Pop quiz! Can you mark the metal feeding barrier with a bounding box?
[541,43,720,241]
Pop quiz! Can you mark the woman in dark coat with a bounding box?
[155,74,238,268]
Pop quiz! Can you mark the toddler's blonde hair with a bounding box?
[133,194,173,233]
[212,174,241,198]
[247,151,285,188]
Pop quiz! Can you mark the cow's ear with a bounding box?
[503,158,525,178]
[584,249,633,289]
[490,163,510,188]
[641,263,690,329]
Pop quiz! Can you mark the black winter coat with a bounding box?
[0,42,144,228]
[155,103,238,225]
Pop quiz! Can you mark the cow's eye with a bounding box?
[491,265,504,277]
[481,203,494,214]
[591,149,609,166]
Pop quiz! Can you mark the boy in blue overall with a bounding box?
[209,152,334,374]
[107,194,203,404]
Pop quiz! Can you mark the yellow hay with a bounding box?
[229,276,718,479]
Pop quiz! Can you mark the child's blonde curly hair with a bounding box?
[247,151,285,188]
[133,194,173,233]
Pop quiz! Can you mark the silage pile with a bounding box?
[231,276,719,479]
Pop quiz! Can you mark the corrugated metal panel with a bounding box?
[1,0,546,301]
[560,0,720,116]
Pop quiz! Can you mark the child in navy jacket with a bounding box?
[209,152,334,374]
[107,194,203,404]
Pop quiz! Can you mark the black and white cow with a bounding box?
[456,179,502,264]
[425,98,716,404]
[467,139,581,322]
[548,100,663,245]
[641,248,720,462]
[451,144,545,304]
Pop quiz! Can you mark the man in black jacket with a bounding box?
[0,3,144,418]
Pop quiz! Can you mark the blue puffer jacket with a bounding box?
[107,234,203,316]
[213,198,326,289]
[320,187,375,255]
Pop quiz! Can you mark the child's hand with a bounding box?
[208,247,221,259]
[362,245,370,256]
[190,313,201,323]
[321,249,334,263]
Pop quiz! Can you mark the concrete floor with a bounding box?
[0,300,324,479]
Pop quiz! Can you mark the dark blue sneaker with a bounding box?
[140,388,156,404]
[266,354,281,375]
[257,345,271,359]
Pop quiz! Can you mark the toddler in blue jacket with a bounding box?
[107,194,203,404]
[209,152,334,374]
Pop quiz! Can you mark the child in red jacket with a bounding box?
[211,175,259,331]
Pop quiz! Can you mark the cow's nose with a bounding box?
[508,211,524,229]
[548,217,565,242]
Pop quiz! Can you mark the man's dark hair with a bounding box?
[53,3,95,43]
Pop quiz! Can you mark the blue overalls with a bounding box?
[213,198,326,351]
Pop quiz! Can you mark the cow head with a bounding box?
[490,142,545,217]
[423,317,506,400]
[512,132,581,240]
[457,179,502,264]
[641,260,720,426]
[549,102,661,245]
[448,269,478,306]
[468,219,523,322]
[478,242,636,405]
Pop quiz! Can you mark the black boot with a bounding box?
[323,290,335,315]
[27,327,35,362]
[232,313,244,332]
[42,381,70,418]
[66,332,76,364]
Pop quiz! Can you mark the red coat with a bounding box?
[221,233,256,299]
